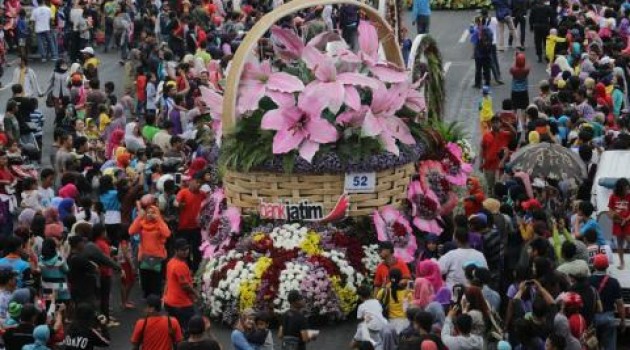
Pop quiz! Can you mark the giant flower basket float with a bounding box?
[219,0,429,217]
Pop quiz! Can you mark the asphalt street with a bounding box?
[0,9,552,348]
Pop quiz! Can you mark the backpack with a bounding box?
[133,315,177,350]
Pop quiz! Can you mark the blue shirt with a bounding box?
[579,218,605,245]
[412,0,431,18]
[0,257,30,288]
[231,330,255,350]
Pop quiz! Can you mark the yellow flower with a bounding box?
[252,232,266,242]
[330,276,358,315]
[254,257,273,279]
[239,280,259,310]
[299,232,321,256]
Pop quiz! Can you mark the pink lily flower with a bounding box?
[261,93,339,162]
[238,60,305,113]
[356,20,408,83]
[373,206,417,263]
[270,26,341,62]
[301,46,379,114]
[443,143,473,186]
[361,84,416,156]
[200,207,241,259]
[418,160,459,216]
[199,85,224,146]
[407,180,443,235]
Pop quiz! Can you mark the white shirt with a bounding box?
[30,5,52,33]
[483,16,499,45]
[38,186,54,208]
[438,248,488,287]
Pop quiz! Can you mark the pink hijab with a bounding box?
[412,277,435,308]
[416,260,443,292]
[106,129,125,159]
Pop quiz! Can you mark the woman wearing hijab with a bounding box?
[187,157,208,177]
[464,177,485,217]
[45,59,70,125]
[415,260,451,306]
[124,122,145,153]
[510,52,530,130]
[43,207,64,240]
[103,104,126,144]
[106,129,125,159]
[128,204,171,298]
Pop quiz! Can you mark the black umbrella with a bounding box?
[508,142,587,180]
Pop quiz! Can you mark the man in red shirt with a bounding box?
[163,238,197,337]
[373,242,411,294]
[480,116,516,196]
[175,173,206,271]
[131,294,183,350]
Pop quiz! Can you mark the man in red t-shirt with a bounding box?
[373,242,411,294]
[131,294,183,350]
[175,173,206,271]
[163,238,197,336]
[480,116,516,196]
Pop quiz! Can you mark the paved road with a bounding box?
[0,9,553,348]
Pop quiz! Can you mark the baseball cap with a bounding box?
[80,47,95,55]
[174,238,190,251]
[593,254,609,271]
[287,290,303,304]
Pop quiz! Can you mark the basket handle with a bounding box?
[221,0,404,132]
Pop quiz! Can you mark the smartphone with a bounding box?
[174,173,182,185]
[407,280,414,289]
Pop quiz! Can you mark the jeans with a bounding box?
[416,15,430,34]
[342,25,358,51]
[509,15,526,47]
[176,228,202,271]
[490,45,501,81]
[595,311,617,350]
[483,169,496,196]
[533,26,549,59]
[140,268,163,298]
[36,31,58,60]
[99,275,111,319]
[104,17,114,51]
[165,305,195,337]
[497,17,516,49]
[474,57,491,87]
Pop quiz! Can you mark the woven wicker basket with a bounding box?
[222,0,412,217]
[224,163,415,217]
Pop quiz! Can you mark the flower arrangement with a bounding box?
[373,206,416,263]
[200,223,374,324]
[220,20,428,173]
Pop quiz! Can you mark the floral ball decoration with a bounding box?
[442,142,473,186]
[200,223,376,324]
[407,179,442,234]
[373,206,416,263]
[418,160,458,216]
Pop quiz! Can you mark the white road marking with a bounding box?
[458,29,469,43]
[444,61,452,74]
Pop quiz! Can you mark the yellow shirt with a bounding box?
[98,113,111,132]
[84,57,100,70]
[377,288,411,319]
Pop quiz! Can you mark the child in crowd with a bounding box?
[135,68,147,116]
[105,81,117,106]
[21,177,42,212]
[118,237,135,310]
[97,104,111,133]
[479,86,493,134]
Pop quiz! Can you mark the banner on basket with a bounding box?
[259,194,349,222]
